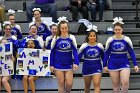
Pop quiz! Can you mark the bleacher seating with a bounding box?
[4,0,113,22]
[112,0,140,21]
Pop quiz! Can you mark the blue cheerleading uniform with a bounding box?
[104,35,138,71]
[29,21,51,41]
[45,35,53,49]
[50,34,79,71]
[79,43,104,76]
[20,35,44,49]
[11,24,22,39]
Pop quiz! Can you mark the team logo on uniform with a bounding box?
[38,25,45,32]
[58,40,71,50]
[87,48,99,58]
[11,29,17,35]
[112,42,125,51]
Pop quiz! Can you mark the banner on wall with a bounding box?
[0,42,14,76]
[16,48,51,76]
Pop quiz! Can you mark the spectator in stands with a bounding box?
[50,16,79,93]
[26,0,57,23]
[89,0,105,22]
[103,17,139,93]
[0,0,5,23]
[7,9,22,39]
[79,24,104,93]
[45,22,58,49]
[68,0,89,22]
[22,39,39,93]
[29,8,51,41]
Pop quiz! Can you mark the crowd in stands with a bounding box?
[0,0,109,23]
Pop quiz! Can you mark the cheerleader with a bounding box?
[0,21,20,80]
[46,22,58,49]
[22,39,39,93]
[20,25,44,49]
[50,16,79,93]
[7,9,22,39]
[29,8,51,41]
[79,25,104,93]
[103,17,139,93]
[0,21,19,55]
[0,38,12,93]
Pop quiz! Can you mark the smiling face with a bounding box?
[29,25,37,36]
[114,25,123,36]
[4,25,11,35]
[51,25,58,36]
[88,32,97,44]
[27,40,35,48]
[60,23,68,36]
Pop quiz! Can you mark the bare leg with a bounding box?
[92,74,102,93]
[28,76,38,93]
[2,76,11,93]
[109,71,120,93]
[55,70,65,93]
[0,76,2,91]
[23,75,28,93]
[65,70,73,93]
[120,69,130,93]
[84,76,92,93]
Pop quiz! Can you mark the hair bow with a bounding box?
[3,21,11,26]
[86,25,98,32]
[32,8,41,12]
[112,17,124,24]
[7,9,15,15]
[49,22,58,26]
[26,38,36,42]
[57,16,68,24]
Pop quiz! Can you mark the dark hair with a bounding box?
[33,10,41,15]
[56,21,69,37]
[26,40,37,49]
[114,22,123,28]
[8,14,15,17]
[50,24,58,29]
[85,30,98,43]
[29,24,37,30]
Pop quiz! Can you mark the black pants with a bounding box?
[69,5,88,21]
